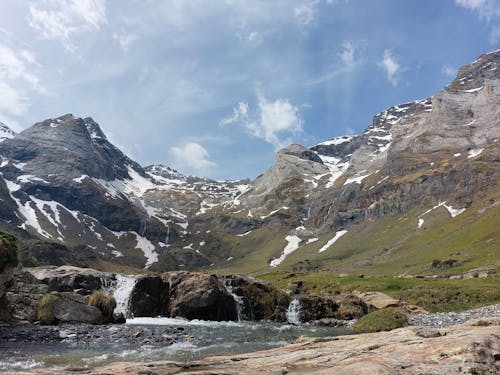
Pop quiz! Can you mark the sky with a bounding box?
[0,0,499,180]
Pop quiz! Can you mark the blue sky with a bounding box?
[0,0,499,179]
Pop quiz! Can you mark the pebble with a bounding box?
[408,303,500,328]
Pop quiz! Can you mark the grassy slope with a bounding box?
[256,271,500,312]
[216,188,500,277]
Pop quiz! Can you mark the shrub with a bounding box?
[88,290,116,322]
[353,307,408,333]
[37,293,56,325]
[0,231,18,272]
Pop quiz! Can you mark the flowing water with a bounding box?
[0,318,351,372]
[286,298,302,324]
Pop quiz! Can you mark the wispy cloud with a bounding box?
[294,1,318,27]
[338,41,356,67]
[170,142,216,170]
[29,0,107,51]
[113,31,137,51]
[441,64,457,78]
[455,0,500,21]
[379,49,401,86]
[221,90,303,149]
[455,0,500,42]
[0,43,44,122]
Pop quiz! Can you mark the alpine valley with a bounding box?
[0,50,499,278]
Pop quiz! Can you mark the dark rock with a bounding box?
[129,275,169,317]
[164,272,237,321]
[220,275,291,322]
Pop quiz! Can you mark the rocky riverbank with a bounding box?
[8,315,499,374]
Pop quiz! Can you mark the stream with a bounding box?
[0,318,351,372]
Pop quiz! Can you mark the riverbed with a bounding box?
[0,318,351,372]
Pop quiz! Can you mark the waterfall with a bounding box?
[219,276,245,321]
[286,298,302,325]
[165,225,170,244]
[102,274,138,318]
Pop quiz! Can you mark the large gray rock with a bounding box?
[164,272,237,321]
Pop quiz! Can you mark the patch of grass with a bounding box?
[257,272,500,313]
[353,307,408,333]
[88,290,116,322]
[36,293,56,325]
[0,230,18,272]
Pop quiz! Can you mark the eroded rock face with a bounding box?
[164,272,237,321]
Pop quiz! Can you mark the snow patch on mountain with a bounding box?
[269,235,302,267]
[318,230,347,253]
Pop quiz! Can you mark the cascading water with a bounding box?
[286,298,302,325]
[219,276,245,321]
[102,274,138,318]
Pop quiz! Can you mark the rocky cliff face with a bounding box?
[0,51,498,275]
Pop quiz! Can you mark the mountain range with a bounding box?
[0,50,498,276]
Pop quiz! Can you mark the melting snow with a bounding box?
[318,230,348,253]
[133,233,158,268]
[316,136,353,146]
[306,237,318,244]
[73,175,89,183]
[269,235,302,267]
[468,148,484,159]
[344,172,372,185]
[454,153,461,157]
[417,218,424,229]
[236,230,253,237]
[417,201,466,228]
[461,87,483,93]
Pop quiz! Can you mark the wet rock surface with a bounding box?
[0,322,184,347]
[13,317,499,375]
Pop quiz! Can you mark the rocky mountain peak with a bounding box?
[0,122,16,142]
[447,49,499,93]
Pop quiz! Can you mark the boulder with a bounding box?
[28,266,112,295]
[355,292,400,312]
[129,275,169,317]
[221,275,291,321]
[164,272,237,321]
[299,296,339,322]
[354,291,427,314]
[38,292,102,325]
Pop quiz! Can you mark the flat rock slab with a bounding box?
[9,318,499,374]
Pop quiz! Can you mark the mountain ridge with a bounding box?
[0,49,498,275]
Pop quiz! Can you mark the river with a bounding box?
[0,318,351,372]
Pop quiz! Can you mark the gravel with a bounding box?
[408,303,500,328]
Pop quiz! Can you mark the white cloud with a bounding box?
[455,0,500,21]
[379,49,401,86]
[338,41,355,66]
[221,91,303,149]
[220,102,249,126]
[170,142,216,170]
[0,81,30,117]
[0,43,44,119]
[294,1,318,27]
[113,32,138,51]
[29,0,107,51]
[441,64,457,78]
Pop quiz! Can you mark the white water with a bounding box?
[219,276,245,321]
[103,274,138,317]
[286,299,302,325]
